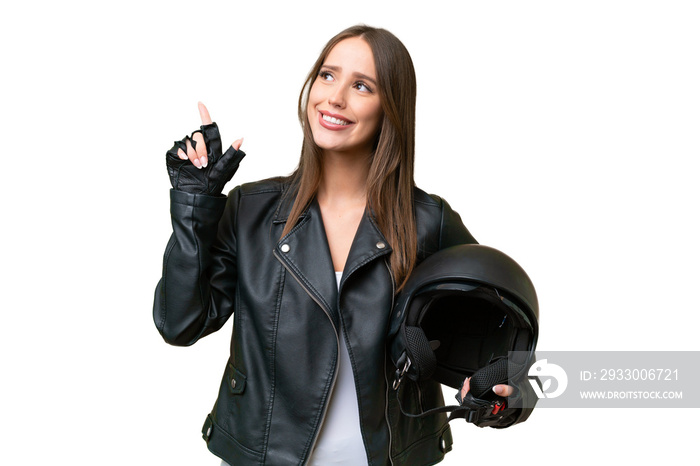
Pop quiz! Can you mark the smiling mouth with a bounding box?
[320,112,352,126]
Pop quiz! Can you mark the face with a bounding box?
[307,37,383,157]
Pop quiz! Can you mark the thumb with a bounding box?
[208,144,246,194]
[231,138,244,151]
[460,377,470,401]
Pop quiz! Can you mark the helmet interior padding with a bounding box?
[418,287,524,389]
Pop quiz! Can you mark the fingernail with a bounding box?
[179,153,188,160]
[193,158,202,169]
[200,157,207,168]
[493,386,504,396]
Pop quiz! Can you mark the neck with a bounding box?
[317,149,371,207]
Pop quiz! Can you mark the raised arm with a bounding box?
[153,103,245,346]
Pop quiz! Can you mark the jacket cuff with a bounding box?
[170,189,228,210]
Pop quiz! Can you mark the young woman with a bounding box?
[155,25,523,466]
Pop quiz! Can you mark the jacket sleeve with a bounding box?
[437,196,539,428]
[153,188,240,346]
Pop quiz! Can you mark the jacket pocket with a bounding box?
[211,361,264,454]
[227,362,246,395]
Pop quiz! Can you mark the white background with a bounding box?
[2,1,698,465]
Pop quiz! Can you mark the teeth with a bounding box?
[322,114,350,125]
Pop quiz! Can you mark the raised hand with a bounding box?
[166,102,245,195]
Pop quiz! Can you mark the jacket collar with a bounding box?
[272,194,392,325]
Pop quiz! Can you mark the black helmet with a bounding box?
[388,244,538,423]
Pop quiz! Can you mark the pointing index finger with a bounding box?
[198,101,212,125]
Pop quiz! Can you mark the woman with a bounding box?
[155,25,522,466]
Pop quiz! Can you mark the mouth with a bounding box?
[322,114,350,125]
[318,110,354,128]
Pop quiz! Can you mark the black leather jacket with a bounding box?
[154,177,518,465]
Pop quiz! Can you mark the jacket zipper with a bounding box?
[383,259,396,466]
[273,250,340,466]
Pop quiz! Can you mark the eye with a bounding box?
[318,70,334,82]
[354,81,373,93]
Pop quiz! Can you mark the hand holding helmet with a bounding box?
[459,377,514,405]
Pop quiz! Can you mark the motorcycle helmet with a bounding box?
[388,244,538,418]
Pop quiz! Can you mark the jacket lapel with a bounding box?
[339,209,393,292]
[272,195,394,323]
[273,198,339,325]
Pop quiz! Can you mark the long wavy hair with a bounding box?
[282,25,418,291]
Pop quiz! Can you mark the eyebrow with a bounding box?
[321,65,378,87]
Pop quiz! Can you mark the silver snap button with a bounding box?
[231,378,237,389]
[280,244,290,253]
[206,426,212,437]
[439,437,446,452]
[376,241,386,249]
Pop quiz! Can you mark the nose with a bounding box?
[328,85,346,108]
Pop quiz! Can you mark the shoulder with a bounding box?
[220,177,292,229]
[232,176,290,197]
[413,185,455,212]
[412,185,458,228]
[223,176,290,207]
[412,186,443,238]
[413,185,478,255]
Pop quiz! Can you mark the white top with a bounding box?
[307,272,369,465]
